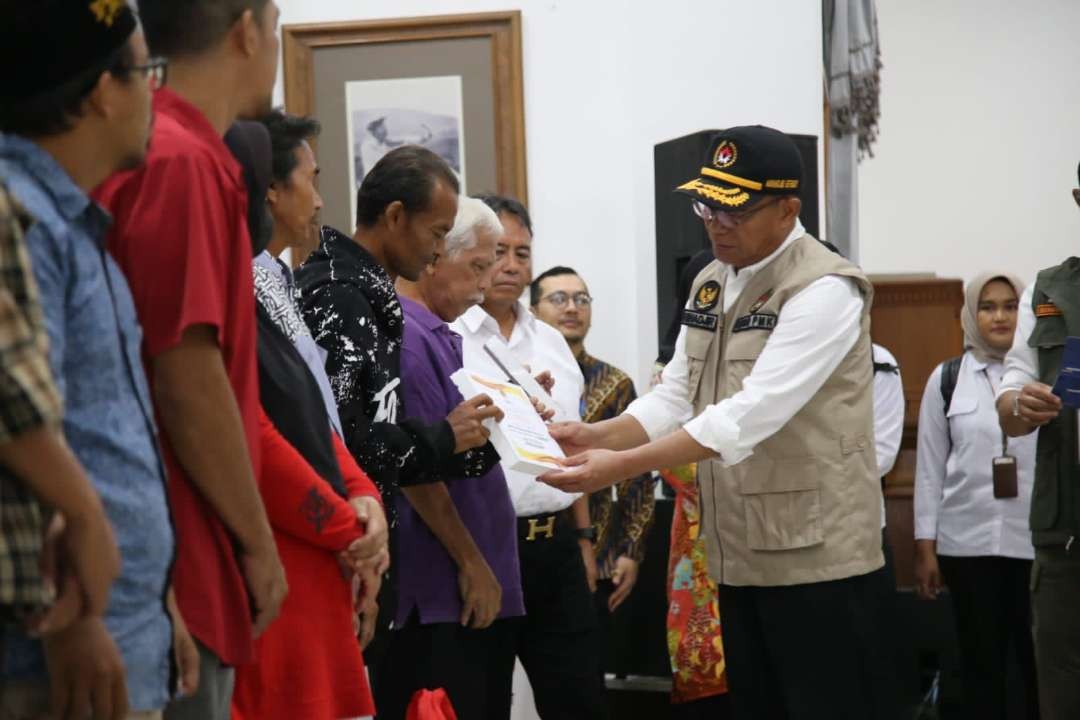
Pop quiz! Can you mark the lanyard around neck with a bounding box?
[981,367,1009,456]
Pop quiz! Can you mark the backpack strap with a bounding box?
[873,360,899,375]
[939,355,964,415]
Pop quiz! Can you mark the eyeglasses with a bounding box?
[541,291,593,309]
[692,197,780,229]
[121,57,169,91]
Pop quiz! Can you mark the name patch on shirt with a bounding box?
[732,312,777,333]
[682,309,719,331]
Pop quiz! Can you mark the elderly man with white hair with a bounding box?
[377,197,525,718]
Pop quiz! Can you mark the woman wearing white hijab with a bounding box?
[914,272,1039,720]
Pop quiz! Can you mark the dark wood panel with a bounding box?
[870,276,964,588]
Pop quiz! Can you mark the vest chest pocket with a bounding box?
[722,330,770,393]
[1029,314,1065,385]
[736,457,824,551]
[725,332,770,360]
[685,326,715,405]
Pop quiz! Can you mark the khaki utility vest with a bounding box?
[686,234,884,586]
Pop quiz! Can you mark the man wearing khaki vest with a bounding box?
[542,126,893,720]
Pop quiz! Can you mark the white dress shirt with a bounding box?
[873,344,904,478]
[873,343,905,528]
[452,301,584,516]
[914,352,1035,559]
[999,283,1038,395]
[625,220,866,467]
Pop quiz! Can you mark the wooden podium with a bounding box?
[869,275,965,589]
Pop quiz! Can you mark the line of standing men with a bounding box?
[0,3,616,720]
[0,1,392,718]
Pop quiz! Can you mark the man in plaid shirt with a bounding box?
[0,180,119,625]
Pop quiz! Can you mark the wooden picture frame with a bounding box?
[282,11,528,260]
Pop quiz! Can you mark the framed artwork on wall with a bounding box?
[282,11,528,261]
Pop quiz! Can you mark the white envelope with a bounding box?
[451,368,565,476]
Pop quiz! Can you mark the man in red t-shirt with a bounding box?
[94,2,286,719]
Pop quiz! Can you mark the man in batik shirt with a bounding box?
[530,266,655,656]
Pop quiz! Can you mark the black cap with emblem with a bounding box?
[675,125,803,210]
[0,0,137,101]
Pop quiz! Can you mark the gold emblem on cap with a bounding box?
[678,179,750,207]
[713,141,737,169]
[90,0,125,27]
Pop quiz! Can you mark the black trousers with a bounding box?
[1030,546,1080,720]
[672,692,733,720]
[372,614,518,720]
[716,567,899,720]
[938,555,1039,720]
[492,514,608,720]
[594,578,614,681]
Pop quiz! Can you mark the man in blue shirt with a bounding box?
[0,3,194,718]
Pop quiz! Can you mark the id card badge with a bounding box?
[992,455,1019,499]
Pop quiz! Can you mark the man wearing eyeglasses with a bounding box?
[530,266,656,669]
[540,126,893,720]
[0,2,192,719]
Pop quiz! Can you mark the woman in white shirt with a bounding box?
[914,272,1039,720]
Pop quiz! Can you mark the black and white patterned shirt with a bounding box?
[253,250,341,436]
[295,226,456,515]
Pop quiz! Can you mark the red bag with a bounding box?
[406,689,458,720]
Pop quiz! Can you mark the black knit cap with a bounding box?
[0,0,137,100]
[675,125,803,210]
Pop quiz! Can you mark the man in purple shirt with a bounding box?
[383,196,524,718]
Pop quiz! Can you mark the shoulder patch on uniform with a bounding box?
[682,309,719,331]
[1036,302,1063,318]
[732,313,777,333]
[693,281,721,312]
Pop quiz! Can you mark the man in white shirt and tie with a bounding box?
[540,127,894,720]
[450,195,607,719]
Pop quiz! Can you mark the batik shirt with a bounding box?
[253,251,341,436]
[579,352,655,579]
[661,462,727,703]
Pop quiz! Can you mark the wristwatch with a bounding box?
[575,526,597,543]
[1012,392,1022,418]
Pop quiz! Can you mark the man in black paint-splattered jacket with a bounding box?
[296,147,500,521]
[296,147,504,676]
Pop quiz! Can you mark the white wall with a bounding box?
[858,0,1080,286]
[274,0,824,389]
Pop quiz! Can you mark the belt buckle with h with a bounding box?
[526,515,556,541]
